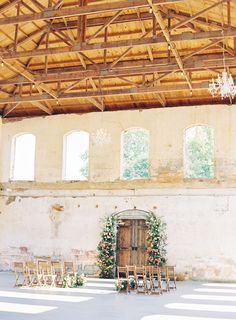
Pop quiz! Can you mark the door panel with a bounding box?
[117,219,148,266]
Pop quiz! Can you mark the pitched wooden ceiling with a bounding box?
[0,0,235,118]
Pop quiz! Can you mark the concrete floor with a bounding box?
[0,272,236,320]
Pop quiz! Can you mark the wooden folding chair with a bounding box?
[126,265,136,291]
[144,265,153,293]
[25,261,38,286]
[37,260,56,287]
[117,266,128,293]
[160,265,170,292]
[167,265,177,289]
[150,266,163,295]
[135,266,147,294]
[13,262,26,287]
[51,261,64,287]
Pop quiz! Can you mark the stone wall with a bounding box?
[0,105,236,280]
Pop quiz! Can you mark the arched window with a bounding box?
[121,128,149,180]
[63,131,89,181]
[184,125,214,179]
[11,133,36,181]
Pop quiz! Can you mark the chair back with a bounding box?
[63,261,76,275]
[126,265,135,278]
[25,261,37,274]
[37,260,51,275]
[52,261,63,275]
[117,266,127,280]
[13,262,24,273]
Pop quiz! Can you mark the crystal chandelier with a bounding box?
[209,30,236,99]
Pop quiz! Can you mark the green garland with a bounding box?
[146,212,167,266]
[97,215,117,278]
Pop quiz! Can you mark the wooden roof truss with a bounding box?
[0,0,235,117]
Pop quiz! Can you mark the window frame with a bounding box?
[120,127,150,180]
[10,132,36,181]
[62,130,90,181]
[183,124,215,180]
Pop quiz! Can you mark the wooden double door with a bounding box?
[116,219,148,266]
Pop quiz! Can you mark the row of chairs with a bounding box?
[13,260,77,288]
[117,265,176,294]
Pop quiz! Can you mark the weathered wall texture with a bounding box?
[0,105,236,280]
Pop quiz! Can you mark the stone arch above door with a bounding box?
[115,209,150,220]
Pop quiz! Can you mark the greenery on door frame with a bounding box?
[97,214,117,278]
[146,212,167,266]
[97,211,168,278]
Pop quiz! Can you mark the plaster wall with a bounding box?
[0,105,236,280]
[0,118,2,182]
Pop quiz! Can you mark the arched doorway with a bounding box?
[116,209,149,266]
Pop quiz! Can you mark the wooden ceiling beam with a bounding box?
[10,7,225,34]
[1,53,236,87]
[87,10,123,43]
[2,6,223,53]
[31,101,53,114]
[1,59,58,99]
[50,12,154,31]
[171,0,228,32]
[3,28,236,61]
[147,0,192,90]
[10,96,225,115]
[87,77,104,111]
[0,81,210,105]
[0,0,22,15]
[37,52,232,75]
[2,103,19,117]
[0,0,184,26]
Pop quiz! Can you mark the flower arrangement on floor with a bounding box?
[146,212,167,266]
[115,278,136,292]
[97,214,117,278]
[63,273,86,288]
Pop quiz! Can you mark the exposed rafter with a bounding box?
[147,0,192,91]
[0,82,209,105]
[0,0,236,117]
[0,0,22,15]
[0,53,235,87]
[0,0,184,26]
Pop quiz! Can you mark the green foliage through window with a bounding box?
[121,128,149,180]
[185,126,214,179]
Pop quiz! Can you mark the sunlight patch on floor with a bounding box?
[0,302,56,314]
[182,294,236,302]
[21,286,116,295]
[195,288,236,294]
[165,302,236,313]
[141,315,232,320]
[203,283,236,288]
[0,290,93,302]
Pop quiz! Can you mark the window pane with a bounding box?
[12,134,36,181]
[121,128,149,180]
[185,126,214,179]
[64,131,89,180]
